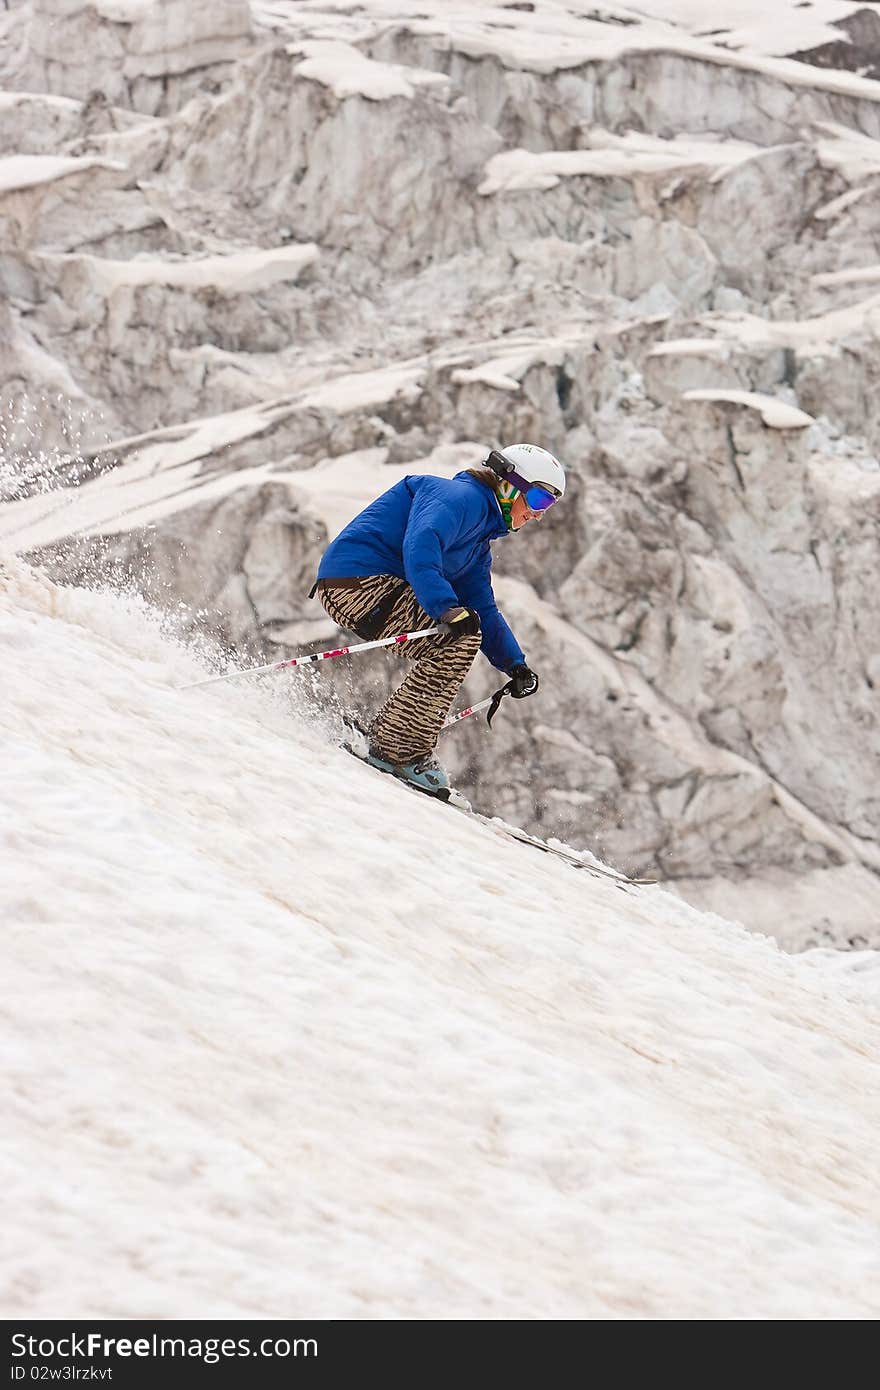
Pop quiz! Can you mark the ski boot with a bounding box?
[364,749,451,795]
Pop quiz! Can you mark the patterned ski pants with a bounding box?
[317,575,480,763]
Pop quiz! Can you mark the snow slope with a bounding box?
[3,563,879,1319]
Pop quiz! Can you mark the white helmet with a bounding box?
[488,443,566,498]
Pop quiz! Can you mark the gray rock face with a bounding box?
[11,0,253,113]
[1,0,879,950]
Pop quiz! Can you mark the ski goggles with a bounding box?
[487,452,561,512]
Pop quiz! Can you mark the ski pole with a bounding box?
[440,696,494,731]
[177,626,443,690]
[441,680,512,732]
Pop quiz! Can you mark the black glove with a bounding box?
[440,606,481,638]
[509,662,539,698]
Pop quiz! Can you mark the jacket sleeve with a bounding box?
[401,487,467,618]
[455,552,526,673]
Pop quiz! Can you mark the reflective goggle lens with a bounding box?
[523,485,557,512]
[490,456,561,512]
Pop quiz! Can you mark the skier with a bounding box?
[311,443,566,794]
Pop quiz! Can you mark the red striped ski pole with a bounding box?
[441,678,512,732]
[440,697,494,731]
[177,625,443,690]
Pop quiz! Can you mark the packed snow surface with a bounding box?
[0,154,124,193]
[3,564,879,1319]
[682,390,816,429]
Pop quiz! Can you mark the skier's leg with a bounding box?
[317,576,479,767]
[369,585,480,764]
[370,636,479,764]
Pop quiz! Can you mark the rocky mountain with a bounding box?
[1,0,879,950]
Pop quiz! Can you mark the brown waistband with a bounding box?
[313,577,364,592]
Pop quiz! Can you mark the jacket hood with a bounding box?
[453,470,508,540]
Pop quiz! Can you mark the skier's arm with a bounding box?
[456,559,526,673]
[401,493,466,618]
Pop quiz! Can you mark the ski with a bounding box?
[472,815,657,890]
[341,734,653,890]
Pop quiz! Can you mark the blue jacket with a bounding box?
[317,471,525,672]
